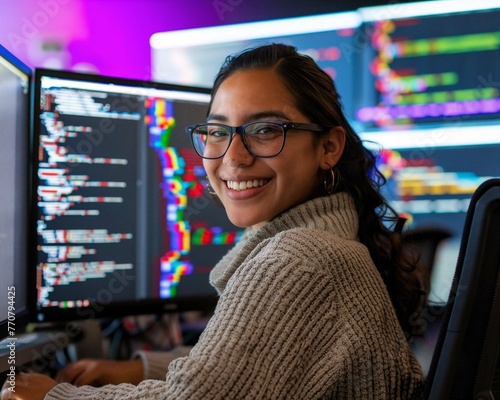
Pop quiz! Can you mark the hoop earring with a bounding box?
[205,176,217,196]
[323,167,339,195]
[205,176,225,208]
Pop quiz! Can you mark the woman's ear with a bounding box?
[321,126,346,169]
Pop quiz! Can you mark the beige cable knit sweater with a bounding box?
[47,192,424,399]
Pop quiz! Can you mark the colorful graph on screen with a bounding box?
[377,147,496,230]
[356,10,500,128]
[145,98,243,298]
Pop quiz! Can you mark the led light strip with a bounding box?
[150,12,361,49]
[359,0,500,21]
[360,123,500,149]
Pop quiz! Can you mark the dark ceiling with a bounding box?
[216,0,434,25]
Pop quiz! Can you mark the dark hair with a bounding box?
[209,43,428,337]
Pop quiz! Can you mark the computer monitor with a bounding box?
[31,68,243,323]
[0,44,31,339]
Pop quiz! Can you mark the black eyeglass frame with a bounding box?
[185,121,324,159]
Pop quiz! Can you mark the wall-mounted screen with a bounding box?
[356,3,500,129]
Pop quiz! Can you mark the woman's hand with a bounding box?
[1,372,56,400]
[55,358,144,386]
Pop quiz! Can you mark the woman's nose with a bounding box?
[223,133,254,166]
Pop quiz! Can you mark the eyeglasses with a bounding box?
[185,121,324,159]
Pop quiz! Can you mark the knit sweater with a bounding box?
[47,192,424,399]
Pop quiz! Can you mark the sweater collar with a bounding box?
[210,192,358,294]
[255,191,358,240]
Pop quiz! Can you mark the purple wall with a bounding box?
[0,0,227,79]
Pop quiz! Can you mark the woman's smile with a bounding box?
[225,178,269,191]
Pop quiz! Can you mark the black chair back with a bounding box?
[425,178,500,399]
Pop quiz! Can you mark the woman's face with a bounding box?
[204,68,343,229]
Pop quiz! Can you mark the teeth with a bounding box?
[227,179,268,191]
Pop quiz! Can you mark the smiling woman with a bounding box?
[2,43,428,400]
[200,67,345,229]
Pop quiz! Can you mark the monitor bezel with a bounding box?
[0,44,32,338]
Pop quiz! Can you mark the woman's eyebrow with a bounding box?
[249,111,289,120]
[206,113,227,122]
[206,110,289,123]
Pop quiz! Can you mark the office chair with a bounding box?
[402,226,453,275]
[402,226,453,376]
[424,178,500,399]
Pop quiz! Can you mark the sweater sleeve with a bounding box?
[133,346,193,380]
[45,349,190,400]
[46,380,169,400]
